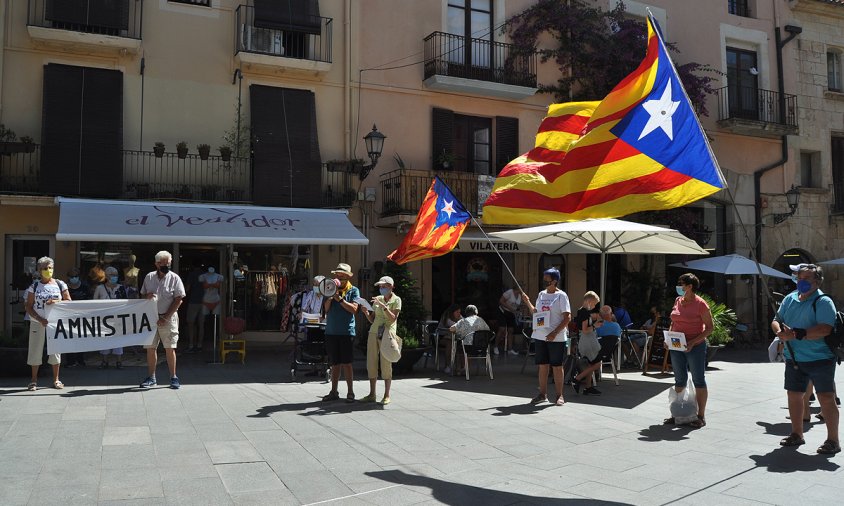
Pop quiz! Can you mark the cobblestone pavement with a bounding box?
[0,346,841,505]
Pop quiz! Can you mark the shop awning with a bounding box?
[55,198,369,245]
[453,233,539,254]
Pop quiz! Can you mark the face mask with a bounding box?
[797,280,812,294]
[379,287,391,296]
[676,285,685,296]
[791,274,799,283]
[159,265,170,274]
[208,267,215,274]
[312,286,320,294]
[109,276,119,284]
[69,276,80,284]
[545,280,555,287]
[41,268,53,279]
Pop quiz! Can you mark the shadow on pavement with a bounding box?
[364,470,633,505]
[638,423,694,442]
[480,402,554,416]
[60,386,140,397]
[748,446,841,473]
[250,399,384,418]
[756,419,822,436]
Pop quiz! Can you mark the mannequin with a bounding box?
[198,266,224,316]
[123,254,140,299]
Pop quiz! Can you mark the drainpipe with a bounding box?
[0,0,7,120]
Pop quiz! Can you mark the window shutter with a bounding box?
[41,64,84,196]
[495,116,519,174]
[253,0,321,35]
[80,67,123,197]
[250,85,322,207]
[432,107,454,168]
[45,0,88,25]
[88,0,130,31]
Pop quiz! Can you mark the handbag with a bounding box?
[578,330,601,361]
[380,326,403,363]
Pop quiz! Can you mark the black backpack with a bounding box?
[813,295,844,364]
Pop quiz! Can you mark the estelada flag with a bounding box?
[483,15,726,225]
[387,177,471,265]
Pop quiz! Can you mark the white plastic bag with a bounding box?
[578,330,601,362]
[668,377,698,425]
[768,337,784,363]
[380,327,402,363]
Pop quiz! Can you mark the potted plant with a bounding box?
[393,325,428,374]
[19,136,36,153]
[699,293,737,363]
[197,143,211,160]
[153,141,166,158]
[218,145,232,161]
[437,149,456,170]
[176,141,188,159]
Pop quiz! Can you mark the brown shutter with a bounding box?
[46,0,129,31]
[80,67,123,197]
[432,107,454,168]
[41,64,84,195]
[495,116,519,174]
[253,0,321,35]
[250,85,322,207]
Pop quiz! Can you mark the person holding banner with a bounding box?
[140,251,186,390]
[362,276,402,405]
[93,266,128,369]
[664,273,713,428]
[24,256,70,391]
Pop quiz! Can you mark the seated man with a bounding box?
[571,305,621,396]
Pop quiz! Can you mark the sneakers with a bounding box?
[571,378,582,394]
[583,387,602,396]
[321,391,340,401]
[493,347,500,355]
[139,376,157,388]
[170,377,181,389]
[508,349,520,356]
[530,393,547,405]
[360,393,377,402]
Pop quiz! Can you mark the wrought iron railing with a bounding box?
[122,150,251,203]
[321,163,360,208]
[27,0,143,40]
[234,4,332,63]
[0,144,40,193]
[379,169,481,217]
[423,31,537,88]
[716,86,798,128]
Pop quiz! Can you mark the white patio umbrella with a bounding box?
[669,254,791,279]
[491,218,708,301]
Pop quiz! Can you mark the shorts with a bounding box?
[501,310,517,329]
[784,359,837,393]
[588,336,619,365]
[325,333,354,365]
[28,320,60,366]
[145,313,179,349]
[534,339,566,366]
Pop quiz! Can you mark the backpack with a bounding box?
[812,295,844,364]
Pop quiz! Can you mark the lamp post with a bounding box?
[360,124,386,181]
[773,185,800,224]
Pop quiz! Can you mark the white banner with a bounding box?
[44,299,158,355]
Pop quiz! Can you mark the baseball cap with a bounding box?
[374,276,394,287]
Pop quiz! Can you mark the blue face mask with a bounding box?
[676,285,685,296]
[797,280,812,294]
[379,287,391,297]
[109,276,119,284]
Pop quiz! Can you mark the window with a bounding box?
[800,151,821,189]
[432,108,518,176]
[829,50,842,92]
[728,0,750,17]
[832,136,844,211]
[726,46,759,120]
[446,0,493,66]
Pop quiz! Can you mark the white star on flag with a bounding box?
[441,200,455,219]
[638,83,680,141]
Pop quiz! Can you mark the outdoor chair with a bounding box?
[421,321,447,370]
[459,330,495,380]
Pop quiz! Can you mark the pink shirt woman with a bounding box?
[670,295,710,349]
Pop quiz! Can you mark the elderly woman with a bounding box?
[362,276,402,405]
[24,256,71,391]
[449,305,491,376]
[664,273,714,428]
[93,266,128,369]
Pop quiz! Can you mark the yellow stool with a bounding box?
[221,339,246,364]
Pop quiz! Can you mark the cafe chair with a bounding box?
[459,330,495,381]
[597,337,620,386]
[421,321,447,371]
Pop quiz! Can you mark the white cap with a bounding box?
[374,276,394,287]
[789,263,809,272]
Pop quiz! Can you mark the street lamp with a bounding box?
[360,124,386,181]
[773,185,800,224]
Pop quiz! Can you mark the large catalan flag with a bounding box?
[387,177,472,265]
[483,15,726,225]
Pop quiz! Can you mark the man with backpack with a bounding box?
[772,263,840,455]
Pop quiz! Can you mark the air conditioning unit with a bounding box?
[240,25,284,56]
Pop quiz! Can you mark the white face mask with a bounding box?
[208,267,215,274]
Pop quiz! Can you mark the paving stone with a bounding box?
[215,461,286,494]
[161,477,234,505]
[205,440,263,464]
[102,425,151,445]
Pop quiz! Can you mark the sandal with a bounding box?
[780,433,805,447]
[816,413,825,422]
[688,416,706,428]
[817,439,841,455]
[53,380,64,389]
[555,397,565,406]
[529,394,547,405]
[27,382,37,391]
[663,417,675,425]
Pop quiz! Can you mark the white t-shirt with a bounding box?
[198,272,224,303]
[500,289,522,313]
[30,279,67,318]
[530,289,571,342]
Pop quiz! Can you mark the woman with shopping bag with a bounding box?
[362,276,402,405]
[664,273,714,428]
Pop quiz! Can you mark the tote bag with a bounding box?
[380,327,402,363]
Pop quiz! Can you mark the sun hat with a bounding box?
[374,276,394,287]
[331,263,353,276]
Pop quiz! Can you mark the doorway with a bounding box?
[5,236,53,339]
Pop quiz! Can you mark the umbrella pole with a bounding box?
[600,250,607,304]
[471,217,526,295]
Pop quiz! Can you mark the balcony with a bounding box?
[423,31,537,100]
[234,4,332,74]
[716,86,799,137]
[27,0,142,54]
[0,144,40,194]
[122,150,251,203]
[378,169,491,227]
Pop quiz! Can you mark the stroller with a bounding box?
[289,323,330,382]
